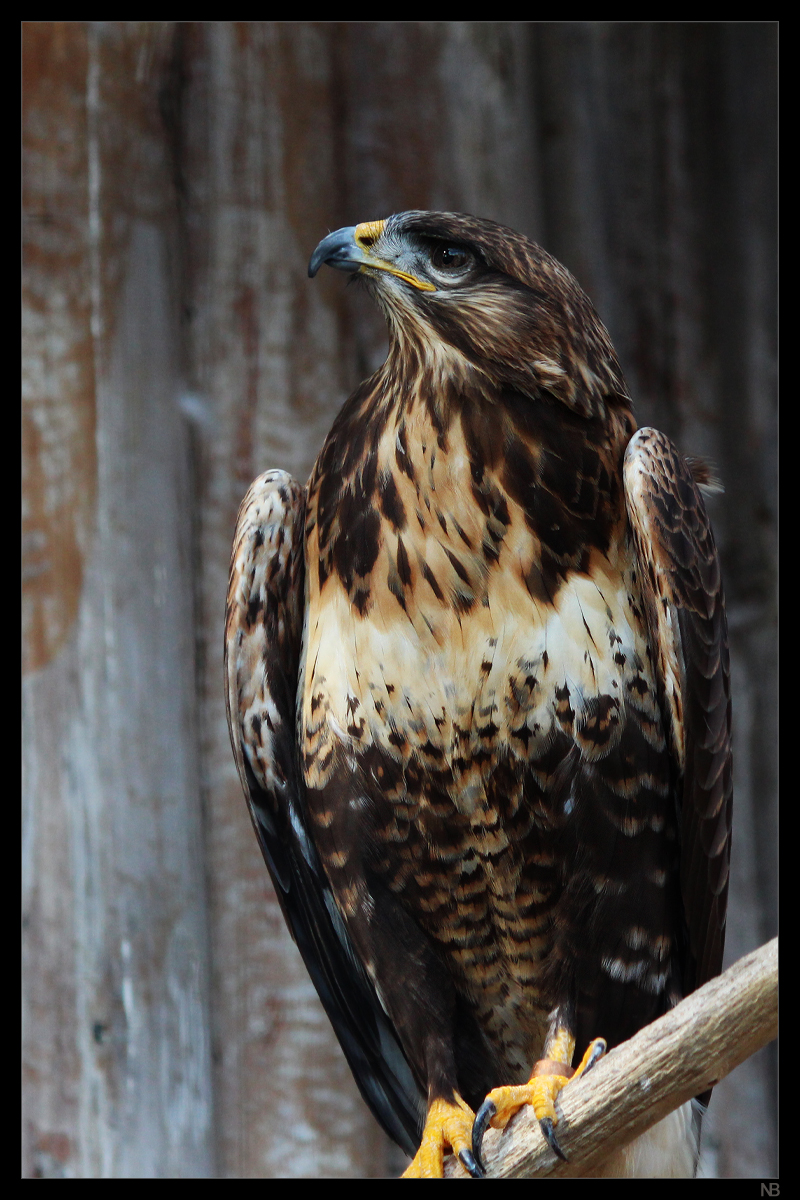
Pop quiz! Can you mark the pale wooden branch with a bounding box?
[444,937,777,1178]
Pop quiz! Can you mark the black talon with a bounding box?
[539,1116,568,1162]
[471,1098,497,1175]
[582,1037,607,1076]
[458,1147,485,1179]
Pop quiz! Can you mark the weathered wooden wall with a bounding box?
[22,23,214,1178]
[22,22,776,1178]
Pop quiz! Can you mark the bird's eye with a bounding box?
[430,244,474,273]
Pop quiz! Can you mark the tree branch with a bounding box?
[444,938,777,1178]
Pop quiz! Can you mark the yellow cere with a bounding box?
[354,219,386,246]
[354,219,437,292]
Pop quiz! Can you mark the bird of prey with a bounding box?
[225,211,732,1177]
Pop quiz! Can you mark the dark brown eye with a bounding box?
[430,244,473,272]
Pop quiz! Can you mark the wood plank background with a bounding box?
[22,22,777,1178]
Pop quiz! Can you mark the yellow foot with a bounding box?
[402,1094,482,1178]
[472,1037,606,1173]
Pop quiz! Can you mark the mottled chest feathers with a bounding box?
[307,385,630,626]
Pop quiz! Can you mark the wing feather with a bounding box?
[623,430,733,996]
[225,469,423,1155]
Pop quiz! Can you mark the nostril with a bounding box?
[354,219,385,250]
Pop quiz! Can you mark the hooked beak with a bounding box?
[308,220,436,291]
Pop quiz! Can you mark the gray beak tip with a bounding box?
[308,226,361,280]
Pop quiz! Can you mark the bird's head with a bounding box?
[309,211,628,418]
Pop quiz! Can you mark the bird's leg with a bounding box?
[402,1092,482,1178]
[472,1020,606,1173]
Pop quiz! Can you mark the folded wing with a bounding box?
[623,429,732,998]
[225,469,424,1156]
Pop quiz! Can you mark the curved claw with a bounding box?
[471,1097,497,1175]
[580,1037,607,1077]
[458,1147,485,1178]
[539,1116,568,1162]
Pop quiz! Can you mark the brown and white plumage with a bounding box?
[225,212,732,1176]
